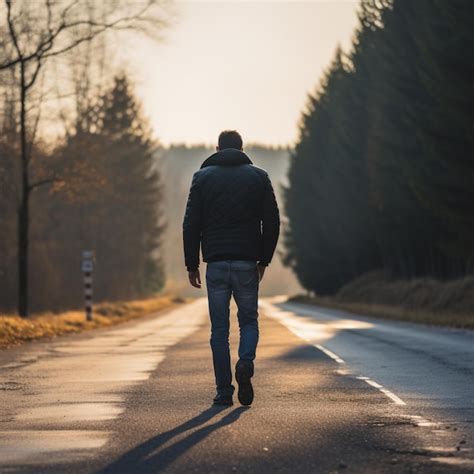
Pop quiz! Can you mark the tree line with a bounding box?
[283,0,474,295]
[0,1,169,314]
[0,73,165,313]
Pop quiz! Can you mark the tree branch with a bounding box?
[25,57,42,90]
[5,0,22,61]
[29,176,59,191]
[0,1,156,70]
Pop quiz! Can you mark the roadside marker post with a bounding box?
[81,250,94,321]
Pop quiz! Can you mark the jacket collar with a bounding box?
[200,148,253,169]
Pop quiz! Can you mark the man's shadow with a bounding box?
[100,405,249,473]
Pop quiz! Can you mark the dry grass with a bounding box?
[290,273,474,329]
[0,295,184,348]
[337,272,474,314]
[289,295,474,329]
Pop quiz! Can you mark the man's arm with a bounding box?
[259,172,280,268]
[183,172,202,284]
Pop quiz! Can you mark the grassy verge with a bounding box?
[0,295,184,348]
[288,295,474,329]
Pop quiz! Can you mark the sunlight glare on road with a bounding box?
[260,298,373,346]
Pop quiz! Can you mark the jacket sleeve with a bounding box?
[183,172,202,271]
[259,172,280,266]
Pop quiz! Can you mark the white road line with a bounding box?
[317,341,407,406]
[261,299,407,407]
[310,345,406,406]
[314,344,345,364]
[361,377,406,405]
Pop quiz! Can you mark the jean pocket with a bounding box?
[206,268,226,287]
[236,268,259,288]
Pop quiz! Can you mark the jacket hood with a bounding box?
[200,148,253,169]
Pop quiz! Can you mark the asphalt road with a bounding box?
[0,297,472,473]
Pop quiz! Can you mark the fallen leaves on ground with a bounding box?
[0,296,184,348]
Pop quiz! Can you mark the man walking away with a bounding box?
[183,130,280,406]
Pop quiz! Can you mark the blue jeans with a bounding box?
[206,260,259,395]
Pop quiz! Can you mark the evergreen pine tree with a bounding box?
[97,74,165,296]
[284,0,474,294]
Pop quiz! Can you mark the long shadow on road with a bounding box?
[100,405,249,474]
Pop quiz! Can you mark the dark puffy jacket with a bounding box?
[183,148,280,272]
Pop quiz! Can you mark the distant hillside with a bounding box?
[157,144,302,297]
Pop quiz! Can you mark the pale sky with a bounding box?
[119,0,359,147]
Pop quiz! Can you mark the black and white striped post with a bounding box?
[81,250,94,321]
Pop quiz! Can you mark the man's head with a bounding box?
[217,130,243,151]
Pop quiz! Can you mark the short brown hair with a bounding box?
[218,130,243,150]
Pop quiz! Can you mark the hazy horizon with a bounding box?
[119,0,359,147]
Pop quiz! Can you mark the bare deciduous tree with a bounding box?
[0,0,170,316]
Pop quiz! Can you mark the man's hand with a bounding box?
[188,269,202,288]
[257,264,266,282]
